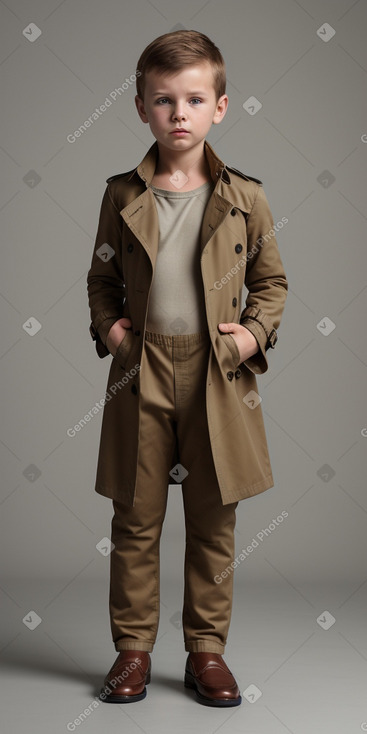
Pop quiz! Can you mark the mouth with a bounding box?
[170,129,189,134]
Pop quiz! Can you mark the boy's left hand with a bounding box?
[218,322,259,363]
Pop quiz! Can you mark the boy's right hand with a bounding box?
[105,318,132,356]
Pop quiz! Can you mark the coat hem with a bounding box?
[94,473,275,506]
[94,483,135,505]
[220,473,274,504]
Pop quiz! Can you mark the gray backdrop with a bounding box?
[1,1,367,732]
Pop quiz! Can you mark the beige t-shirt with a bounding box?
[146,180,214,335]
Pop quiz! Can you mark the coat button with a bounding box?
[235,244,242,253]
[134,330,140,336]
[235,368,242,379]
[127,243,134,252]
[232,297,237,307]
[131,384,137,395]
[227,371,234,381]
[230,208,236,216]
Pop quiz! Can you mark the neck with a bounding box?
[154,140,211,180]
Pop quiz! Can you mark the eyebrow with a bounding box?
[152,91,208,96]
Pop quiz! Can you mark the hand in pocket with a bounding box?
[218,322,259,364]
[106,318,132,356]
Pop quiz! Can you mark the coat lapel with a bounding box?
[120,187,160,268]
[119,140,235,269]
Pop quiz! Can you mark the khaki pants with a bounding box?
[109,329,238,654]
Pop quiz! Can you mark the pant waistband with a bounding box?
[144,329,210,347]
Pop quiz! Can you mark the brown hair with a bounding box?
[136,30,226,102]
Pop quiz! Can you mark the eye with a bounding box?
[155,97,203,105]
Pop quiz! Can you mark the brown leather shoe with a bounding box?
[99,650,151,703]
[184,652,242,707]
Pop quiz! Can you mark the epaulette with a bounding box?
[225,165,262,185]
[106,168,136,184]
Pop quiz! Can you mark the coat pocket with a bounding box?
[220,332,241,369]
[114,329,134,372]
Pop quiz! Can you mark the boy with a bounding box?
[87,29,288,707]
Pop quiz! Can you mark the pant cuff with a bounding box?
[184,640,225,653]
[115,640,154,652]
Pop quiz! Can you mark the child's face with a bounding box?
[135,61,228,152]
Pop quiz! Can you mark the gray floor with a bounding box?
[2,576,367,734]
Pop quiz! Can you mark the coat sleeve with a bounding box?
[87,185,126,358]
[240,185,288,375]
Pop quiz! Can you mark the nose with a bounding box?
[172,103,187,121]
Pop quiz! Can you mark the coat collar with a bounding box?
[120,139,236,272]
[124,139,231,187]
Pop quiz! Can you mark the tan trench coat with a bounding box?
[87,139,288,506]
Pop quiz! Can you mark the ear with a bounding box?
[212,94,229,125]
[135,95,149,123]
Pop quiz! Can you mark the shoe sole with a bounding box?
[99,672,151,703]
[184,671,242,707]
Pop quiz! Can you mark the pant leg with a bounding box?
[109,330,238,655]
[109,336,176,652]
[172,331,238,653]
